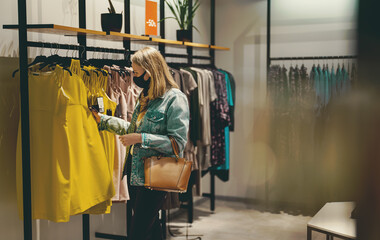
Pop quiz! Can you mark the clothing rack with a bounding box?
[6,0,226,239]
[265,0,357,208]
[270,55,357,61]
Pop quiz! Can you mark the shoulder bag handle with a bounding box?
[168,136,180,160]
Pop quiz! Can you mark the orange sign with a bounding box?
[145,0,157,36]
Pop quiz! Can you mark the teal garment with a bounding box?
[330,66,337,98]
[317,66,324,107]
[312,67,320,104]
[99,88,190,186]
[324,68,330,105]
[336,66,342,95]
[217,70,233,172]
[221,70,233,106]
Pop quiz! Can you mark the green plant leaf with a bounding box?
[158,17,177,23]
[108,0,116,14]
[192,0,200,15]
[165,1,181,27]
[175,0,183,20]
[166,1,180,22]
[179,2,187,29]
[162,0,201,30]
[192,25,200,33]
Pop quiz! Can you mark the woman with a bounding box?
[92,47,190,240]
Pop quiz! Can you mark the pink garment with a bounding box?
[120,67,141,122]
[104,65,130,203]
[100,65,141,203]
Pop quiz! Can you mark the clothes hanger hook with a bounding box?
[80,46,86,59]
[55,43,59,55]
[39,42,44,56]
[66,45,70,57]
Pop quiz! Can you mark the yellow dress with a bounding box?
[76,64,117,214]
[16,67,71,222]
[64,61,115,216]
[16,63,117,222]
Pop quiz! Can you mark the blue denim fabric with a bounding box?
[98,88,190,186]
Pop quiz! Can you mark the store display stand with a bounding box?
[6,0,228,239]
[307,202,356,240]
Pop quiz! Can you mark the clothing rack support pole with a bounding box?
[188,183,194,223]
[210,0,215,66]
[209,0,216,212]
[266,0,271,71]
[210,171,215,211]
[161,210,167,239]
[18,0,33,238]
[187,0,193,65]
[83,214,90,240]
[78,0,87,60]
[265,0,271,210]
[78,0,90,239]
[159,0,165,55]
[124,0,131,55]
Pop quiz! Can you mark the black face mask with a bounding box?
[133,71,151,92]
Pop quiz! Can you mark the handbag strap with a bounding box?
[169,136,180,160]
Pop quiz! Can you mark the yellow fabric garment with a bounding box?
[77,64,117,214]
[65,61,114,216]
[16,68,71,222]
[16,64,115,222]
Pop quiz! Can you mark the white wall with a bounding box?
[207,0,358,201]
[0,0,211,239]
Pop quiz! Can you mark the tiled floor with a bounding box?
[167,198,334,240]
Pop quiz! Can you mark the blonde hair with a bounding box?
[131,47,178,100]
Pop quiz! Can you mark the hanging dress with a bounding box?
[16,66,71,222]
[104,65,130,202]
[67,60,114,216]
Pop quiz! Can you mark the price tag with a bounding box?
[97,97,105,113]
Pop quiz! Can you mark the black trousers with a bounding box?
[128,186,167,240]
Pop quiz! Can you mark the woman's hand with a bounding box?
[119,133,142,147]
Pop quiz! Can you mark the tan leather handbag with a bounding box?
[144,136,192,193]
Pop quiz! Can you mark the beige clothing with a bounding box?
[190,68,217,170]
[180,69,199,171]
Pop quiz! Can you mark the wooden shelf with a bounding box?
[211,45,230,51]
[151,38,184,46]
[108,31,150,41]
[3,24,106,38]
[3,24,230,50]
[184,42,210,48]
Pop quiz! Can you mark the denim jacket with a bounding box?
[98,88,190,186]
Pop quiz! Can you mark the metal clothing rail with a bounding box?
[10,0,221,239]
[270,55,357,61]
[27,41,133,55]
[165,53,213,60]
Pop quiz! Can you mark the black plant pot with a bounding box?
[176,29,192,42]
[101,13,123,33]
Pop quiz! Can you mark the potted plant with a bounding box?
[101,0,123,33]
[160,0,200,42]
